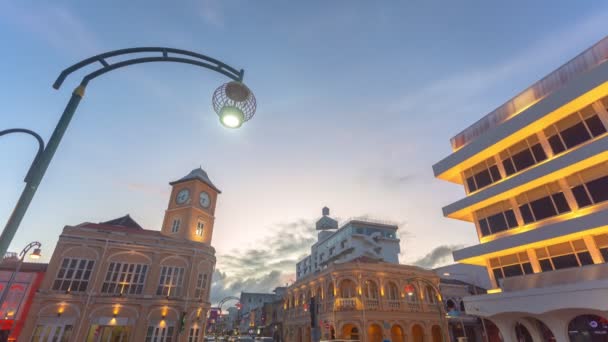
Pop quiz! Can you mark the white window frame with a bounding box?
[101,262,149,295]
[171,219,181,233]
[145,324,175,342]
[52,258,95,293]
[156,266,185,296]
[188,326,201,342]
[194,272,207,299]
[195,221,204,237]
[31,323,73,342]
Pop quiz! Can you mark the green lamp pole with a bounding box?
[404,276,449,342]
[0,47,257,258]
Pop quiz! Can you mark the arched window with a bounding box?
[363,280,379,299]
[568,314,608,341]
[386,282,399,300]
[327,282,335,298]
[446,299,455,311]
[405,284,418,302]
[340,279,357,298]
[425,285,437,304]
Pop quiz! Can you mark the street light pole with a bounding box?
[0,241,42,339]
[404,277,448,342]
[0,47,256,258]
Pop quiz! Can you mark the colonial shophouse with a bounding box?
[284,209,446,342]
[20,167,220,341]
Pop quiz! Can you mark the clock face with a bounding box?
[176,189,190,204]
[199,191,211,208]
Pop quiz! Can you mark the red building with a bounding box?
[0,254,47,341]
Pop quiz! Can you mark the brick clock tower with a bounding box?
[161,167,220,244]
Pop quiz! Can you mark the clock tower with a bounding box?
[161,167,220,244]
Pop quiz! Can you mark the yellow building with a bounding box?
[433,37,608,341]
[284,260,446,342]
[21,167,220,341]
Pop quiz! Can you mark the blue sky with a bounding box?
[1,1,608,299]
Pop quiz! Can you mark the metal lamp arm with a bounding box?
[0,129,45,183]
[53,47,245,90]
[18,241,41,260]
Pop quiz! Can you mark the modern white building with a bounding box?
[433,37,608,341]
[296,207,400,280]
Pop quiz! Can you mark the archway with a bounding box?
[327,282,335,299]
[342,324,359,340]
[363,280,379,299]
[412,324,424,342]
[368,323,382,342]
[386,281,399,300]
[527,317,555,342]
[405,284,419,303]
[568,314,608,342]
[391,325,405,342]
[514,322,533,342]
[431,325,442,342]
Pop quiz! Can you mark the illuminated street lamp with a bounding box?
[213,82,256,129]
[0,241,42,339]
[0,48,257,257]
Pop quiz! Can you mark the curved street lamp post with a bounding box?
[0,48,256,257]
[404,276,448,342]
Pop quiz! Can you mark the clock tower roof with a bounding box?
[169,167,221,193]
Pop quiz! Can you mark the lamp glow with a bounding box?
[30,248,42,259]
[219,106,245,128]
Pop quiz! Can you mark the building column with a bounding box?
[557,179,579,211]
[493,155,508,179]
[492,318,517,342]
[583,235,604,264]
[485,259,499,290]
[541,316,570,342]
[592,101,608,128]
[518,318,544,342]
[508,198,525,227]
[526,249,542,273]
[133,305,150,341]
[535,131,555,159]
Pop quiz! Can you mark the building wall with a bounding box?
[0,262,46,341]
[433,38,608,342]
[20,227,216,341]
[297,221,400,280]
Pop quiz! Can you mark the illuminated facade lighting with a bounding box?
[433,36,608,341]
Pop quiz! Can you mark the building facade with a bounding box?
[286,210,446,342]
[284,260,446,342]
[437,278,500,342]
[0,256,47,341]
[20,167,221,342]
[296,208,400,280]
[238,291,282,334]
[433,37,608,341]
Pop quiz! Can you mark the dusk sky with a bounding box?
[2,1,608,302]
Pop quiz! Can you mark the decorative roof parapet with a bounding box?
[451,36,608,151]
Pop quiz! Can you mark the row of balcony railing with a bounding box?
[285,297,441,318]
